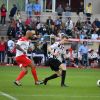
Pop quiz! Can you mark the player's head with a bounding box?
[25,30,36,39]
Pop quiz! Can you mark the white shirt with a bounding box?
[65,20,73,30]
[72,51,82,59]
[48,42,66,62]
[91,33,98,40]
[16,37,30,57]
[88,52,98,59]
[7,40,15,52]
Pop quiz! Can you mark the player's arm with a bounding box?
[16,44,26,54]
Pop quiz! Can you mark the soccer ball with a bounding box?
[97,80,100,86]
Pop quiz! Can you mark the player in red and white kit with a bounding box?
[14,30,42,86]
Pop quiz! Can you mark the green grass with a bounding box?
[0,66,100,100]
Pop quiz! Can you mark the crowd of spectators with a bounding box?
[65,43,100,68]
[6,14,100,40]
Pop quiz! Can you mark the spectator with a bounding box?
[79,30,86,39]
[7,19,16,38]
[15,10,21,21]
[33,0,41,18]
[79,42,89,68]
[54,16,62,29]
[46,16,54,35]
[40,24,47,35]
[92,18,100,28]
[85,3,92,20]
[65,3,71,17]
[72,27,80,38]
[26,1,33,17]
[0,4,7,25]
[59,25,66,35]
[83,21,92,36]
[65,17,73,36]
[32,43,43,66]
[72,50,81,68]
[41,41,48,65]
[75,19,83,30]
[16,20,25,39]
[56,4,64,19]
[6,37,15,66]
[77,1,84,15]
[25,16,32,26]
[46,16,53,27]
[9,4,17,21]
[91,30,98,40]
[0,37,6,65]
[88,49,98,67]
[36,21,43,35]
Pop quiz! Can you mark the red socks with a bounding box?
[16,67,38,83]
[16,70,26,81]
[31,68,38,82]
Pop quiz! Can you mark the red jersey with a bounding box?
[0,41,6,51]
[16,37,30,57]
[15,37,32,67]
[0,7,7,16]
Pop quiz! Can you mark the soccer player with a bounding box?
[43,35,68,87]
[14,30,42,86]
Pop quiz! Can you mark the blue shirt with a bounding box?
[79,45,88,55]
[33,3,41,12]
[55,19,62,25]
[95,21,100,28]
[26,3,33,12]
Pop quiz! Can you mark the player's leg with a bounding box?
[59,64,68,87]
[14,67,28,86]
[43,72,59,85]
[43,58,61,85]
[28,62,43,85]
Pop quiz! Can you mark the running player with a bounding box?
[42,35,68,87]
[14,30,42,86]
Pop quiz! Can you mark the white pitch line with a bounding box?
[0,91,18,100]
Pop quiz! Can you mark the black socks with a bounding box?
[61,70,66,86]
[44,74,59,85]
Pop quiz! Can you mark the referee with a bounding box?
[43,35,68,87]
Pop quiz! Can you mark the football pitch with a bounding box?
[0,66,100,100]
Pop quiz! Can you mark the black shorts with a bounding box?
[45,58,61,71]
